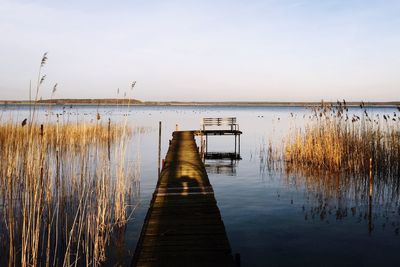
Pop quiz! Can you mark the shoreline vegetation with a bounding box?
[282,101,400,176]
[0,53,141,266]
[0,99,400,107]
[260,101,400,234]
[0,121,140,266]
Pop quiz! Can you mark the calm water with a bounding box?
[2,105,400,266]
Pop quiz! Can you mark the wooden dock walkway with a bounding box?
[133,131,235,267]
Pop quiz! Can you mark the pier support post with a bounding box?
[238,134,241,156]
[158,121,162,178]
[200,124,205,160]
[206,135,208,154]
[234,134,237,155]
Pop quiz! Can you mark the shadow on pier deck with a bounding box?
[132,131,235,267]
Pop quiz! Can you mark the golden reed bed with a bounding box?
[0,121,140,266]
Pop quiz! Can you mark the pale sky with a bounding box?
[0,0,399,101]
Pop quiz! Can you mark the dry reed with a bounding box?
[261,101,400,233]
[1,52,142,266]
[281,101,400,177]
[0,121,140,266]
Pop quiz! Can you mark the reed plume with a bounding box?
[282,101,400,177]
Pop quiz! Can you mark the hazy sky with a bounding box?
[0,0,399,101]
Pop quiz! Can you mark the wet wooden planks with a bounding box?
[133,131,235,267]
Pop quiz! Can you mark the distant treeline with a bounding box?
[0,99,399,107]
[143,101,400,107]
[0,98,143,105]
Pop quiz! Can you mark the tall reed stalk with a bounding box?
[1,53,142,266]
[0,121,140,266]
[282,101,400,177]
[262,101,400,233]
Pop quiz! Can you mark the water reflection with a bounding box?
[264,159,400,235]
[205,158,239,176]
[256,104,400,236]
[3,104,399,266]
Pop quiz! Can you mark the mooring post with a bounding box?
[158,121,162,178]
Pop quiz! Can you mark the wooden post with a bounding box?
[202,140,206,161]
[158,121,162,178]
[201,122,205,158]
[234,134,237,155]
[206,135,208,154]
[200,131,204,154]
[238,134,241,155]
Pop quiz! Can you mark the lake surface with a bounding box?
[2,105,400,266]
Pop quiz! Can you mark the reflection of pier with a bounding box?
[204,158,239,176]
[132,131,235,267]
[204,152,242,160]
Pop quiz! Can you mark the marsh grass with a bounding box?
[0,120,140,266]
[0,52,142,266]
[261,101,400,233]
[280,101,400,177]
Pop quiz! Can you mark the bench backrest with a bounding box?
[202,117,238,130]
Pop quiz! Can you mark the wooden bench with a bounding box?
[202,117,239,131]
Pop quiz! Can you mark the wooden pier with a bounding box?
[133,131,235,267]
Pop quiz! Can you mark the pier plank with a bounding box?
[133,131,235,267]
